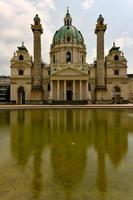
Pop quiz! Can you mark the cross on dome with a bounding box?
[67,6,69,14]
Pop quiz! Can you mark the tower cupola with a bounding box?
[34,14,41,26]
[97,14,104,25]
[64,7,72,26]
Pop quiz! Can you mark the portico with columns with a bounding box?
[49,67,89,101]
[50,79,89,101]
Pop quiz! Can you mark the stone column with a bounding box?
[50,80,53,99]
[86,81,88,100]
[73,80,75,100]
[57,80,60,100]
[64,80,66,100]
[80,80,82,100]
[95,15,107,88]
[31,15,43,87]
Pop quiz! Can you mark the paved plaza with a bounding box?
[0,104,133,111]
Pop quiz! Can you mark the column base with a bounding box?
[31,86,43,101]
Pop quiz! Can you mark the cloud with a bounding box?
[89,47,96,63]
[115,36,133,49]
[82,0,94,10]
[88,45,109,64]
[0,0,56,75]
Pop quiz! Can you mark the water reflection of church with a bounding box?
[9,110,132,199]
[10,9,133,104]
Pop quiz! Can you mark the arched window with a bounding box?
[67,36,71,42]
[114,55,119,61]
[67,19,69,26]
[19,55,24,61]
[66,52,71,62]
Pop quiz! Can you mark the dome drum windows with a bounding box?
[66,52,71,62]
[66,36,71,42]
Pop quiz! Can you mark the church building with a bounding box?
[10,9,133,104]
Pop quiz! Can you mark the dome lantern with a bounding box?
[64,7,72,26]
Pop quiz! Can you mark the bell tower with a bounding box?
[31,14,43,88]
[95,15,107,88]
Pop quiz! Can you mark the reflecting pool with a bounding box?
[0,109,133,200]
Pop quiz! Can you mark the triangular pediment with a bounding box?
[52,66,88,77]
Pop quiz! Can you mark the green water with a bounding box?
[0,109,133,200]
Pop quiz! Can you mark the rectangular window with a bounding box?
[114,70,119,75]
[19,70,24,76]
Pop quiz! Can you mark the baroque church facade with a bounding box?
[10,9,133,104]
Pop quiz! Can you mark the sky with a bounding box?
[0,0,133,75]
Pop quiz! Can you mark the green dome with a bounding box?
[52,9,85,48]
[52,25,84,45]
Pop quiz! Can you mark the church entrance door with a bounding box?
[18,87,25,104]
[113,86,121,103]
[67,90,73,101]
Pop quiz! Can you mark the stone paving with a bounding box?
[0,104,133,111]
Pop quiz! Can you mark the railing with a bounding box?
[51,100,88,105]
[25,100,88,105]
[95,99,129,104]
